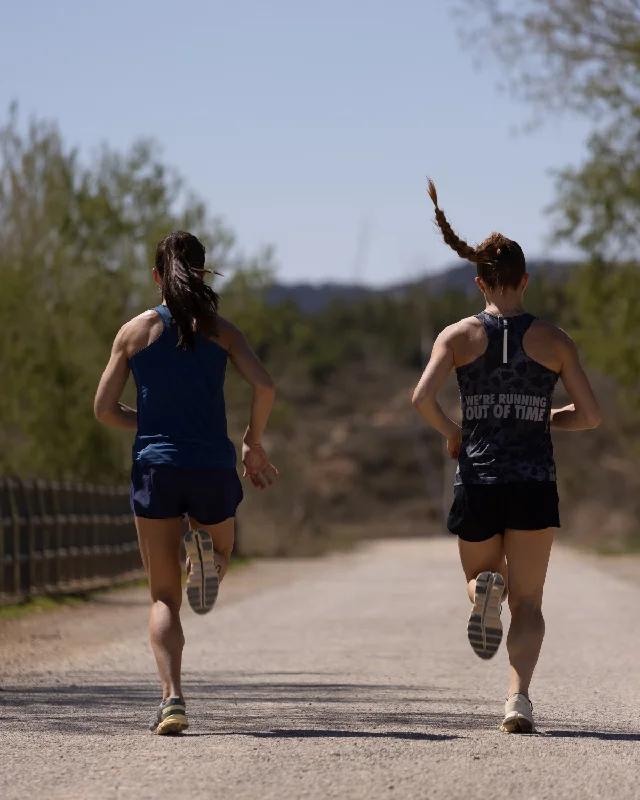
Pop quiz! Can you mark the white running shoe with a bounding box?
[501,693,535,734]
[184,529,219,615]
[467,571,505,660]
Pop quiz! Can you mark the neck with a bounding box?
[484,294,525,318]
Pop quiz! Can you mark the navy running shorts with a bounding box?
[130,462,243,525]
[447,481,560,543]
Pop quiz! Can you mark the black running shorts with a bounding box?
[447,482,560,543]
[130,462,243,525]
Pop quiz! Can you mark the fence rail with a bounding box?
[0,477,143,605]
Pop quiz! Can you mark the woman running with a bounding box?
[94,231,277,734]
[412,182,601,733]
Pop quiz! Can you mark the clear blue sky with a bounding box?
[1,0,589,286]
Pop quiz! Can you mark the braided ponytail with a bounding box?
[426,179,526,290]
[427,179,486,264]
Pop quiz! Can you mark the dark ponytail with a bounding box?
[427,179,527,290]
[155,231,219,349]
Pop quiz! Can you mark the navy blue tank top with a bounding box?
[455,311,559,485]
[129,306,236,469]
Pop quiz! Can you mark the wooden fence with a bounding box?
[0,477,143,605]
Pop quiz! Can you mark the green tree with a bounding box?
[0,105,274,481]
[457,0,640,255]
[456,1,640,399]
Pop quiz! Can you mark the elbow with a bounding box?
[411,388,426,413]
[585,408,602,430]
[94,402,111,425]
[256,375,275,394]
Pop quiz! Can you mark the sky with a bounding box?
[1,0,590,286]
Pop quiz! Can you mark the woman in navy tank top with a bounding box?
[412,182,601,733]
[95,231,277,734]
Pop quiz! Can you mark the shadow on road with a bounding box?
[3,674,637,742]
[543,730,640,741]
[186,729,458,741]
[1,674,494,736]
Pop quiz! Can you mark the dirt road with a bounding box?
[2,540,639,799]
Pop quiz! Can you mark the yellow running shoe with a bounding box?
[149,696,189,735]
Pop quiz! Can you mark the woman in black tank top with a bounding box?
[412,181,601,733]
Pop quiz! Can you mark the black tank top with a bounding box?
[455,311,559,485]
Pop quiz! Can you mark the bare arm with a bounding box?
[228,326,278,488]
[412,328,462,460]
[94,326,137,431]
[551,335,602,431]
[228,328,276,444]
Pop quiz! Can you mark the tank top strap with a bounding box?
[509,313,537,352]
[153,305,172,329]
[475,311,502,340]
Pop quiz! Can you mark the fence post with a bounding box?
[51,481,63,589]
[24,480,37,596]
[35,480,51,592]
[6,479,22,601]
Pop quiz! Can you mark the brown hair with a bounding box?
[427,179,526,290]
[155,231,219,349]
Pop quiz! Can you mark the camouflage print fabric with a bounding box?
[455,312,559,486]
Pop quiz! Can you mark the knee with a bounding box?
[509,595,543,623]
[151,588,182,613]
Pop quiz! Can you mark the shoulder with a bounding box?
[216,316,241,336]
[214,316,242,352]
[437,316,483,346]
[525,318,579,372]
[115,310,163,358]
[529,319,576,351]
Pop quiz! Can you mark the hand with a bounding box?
[242,442,279,490]
[446,426,462,460]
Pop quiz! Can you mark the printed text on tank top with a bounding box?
[454,311,559,485]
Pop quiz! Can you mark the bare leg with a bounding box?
[135,517,184,701]
[188,517,235,582]
[503,527,555,698]
[458,535,508,602]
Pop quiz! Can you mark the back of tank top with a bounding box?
[128,305,236,469]
[455,311,559,485]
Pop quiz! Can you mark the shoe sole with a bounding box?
[184,529,219,615]
[155,714,189,735]
[501,715,535,734]
[467,571,504,660]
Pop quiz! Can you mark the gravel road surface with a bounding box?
[2,539,639,799]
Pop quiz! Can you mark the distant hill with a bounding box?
[267,260,573,313]
[267,282,372,314]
